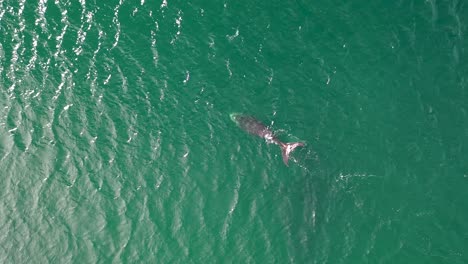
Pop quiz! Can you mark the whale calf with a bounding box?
[230,113,304,166]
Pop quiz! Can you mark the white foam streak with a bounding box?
[37,0,47,17]
[227,28,239,41]
[35,0,48,32]
[221,174,240,240]
[226,59,232,77]
[103,74,111,85]
[7,40,21,92]
[55,21,68,58]
[183,71,190,84]
[116,65,127,93]
[73,2,93,56]
[53,68,70,100]
[170,11,183,44]
[27,32,39,69]
[150,22,159,66]
[0,0,5,21]
[86,30,103,95]
[18,0,25,16]
[111,0,123,49]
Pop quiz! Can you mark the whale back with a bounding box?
[235,115,271,138]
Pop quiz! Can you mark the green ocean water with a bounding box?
[1,0,467,263]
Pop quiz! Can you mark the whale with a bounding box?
[230,113,304,166]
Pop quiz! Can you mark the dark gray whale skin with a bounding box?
[230,113,304,166]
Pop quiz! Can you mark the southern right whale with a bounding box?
[230,113,304,166]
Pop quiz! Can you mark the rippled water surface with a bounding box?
[1,0,467,263]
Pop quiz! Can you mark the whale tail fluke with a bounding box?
[280,142,305,166]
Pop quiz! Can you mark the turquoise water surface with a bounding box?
[1,0,467,263]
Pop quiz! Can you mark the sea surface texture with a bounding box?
[1,0,467,263]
